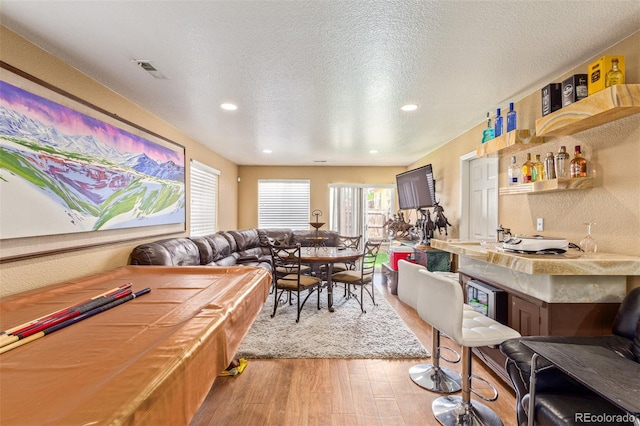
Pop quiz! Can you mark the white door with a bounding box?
[466,156,498,241]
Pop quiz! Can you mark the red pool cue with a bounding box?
[0,288,151,355]
[0,283,132,337]
[0,287,133,348]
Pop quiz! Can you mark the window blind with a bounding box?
[190,160,219,237]
[258,179,310,230]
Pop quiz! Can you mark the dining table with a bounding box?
[298,246,363,312]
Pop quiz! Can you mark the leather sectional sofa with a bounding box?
[500,287,640,426]
[129,228,339,268]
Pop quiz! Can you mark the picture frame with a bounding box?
[0,62,186,261]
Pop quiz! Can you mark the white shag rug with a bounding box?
[236,287,430,359]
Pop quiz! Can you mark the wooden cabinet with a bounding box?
[509,295,541,336]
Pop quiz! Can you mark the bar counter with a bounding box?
[0,265,270,425]
[430,239,640,303]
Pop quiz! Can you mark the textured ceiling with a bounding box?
[2,1,639,166]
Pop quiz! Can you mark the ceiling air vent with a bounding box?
[132,60,167,79]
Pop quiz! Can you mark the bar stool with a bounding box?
[397,260,461,393]
[416,269,521,426]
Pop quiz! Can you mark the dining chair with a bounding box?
[333,235,362,272]
[331,241,380,313]
[270,244,322,322]
[320,234,362,286]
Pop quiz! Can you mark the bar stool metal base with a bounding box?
[432,396,503,426]
[409,363,462,393]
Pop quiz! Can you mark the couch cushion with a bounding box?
[264,228,293,246]
[227,229,260,252]
[203,234,232,261]
[523,392,634,426]
[129,238,200,266]
[217,231,237,253]
[189,236,214,265]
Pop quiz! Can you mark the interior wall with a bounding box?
[237,166,407,229]
[0,27,239,296]
[409,31,640,290]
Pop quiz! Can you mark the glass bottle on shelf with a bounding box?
[521,153,533,183]
[555,146,570,179]
[494,108,503,137]
[506,102,517,132]
[544,152,556,180]
[508,156,520,185]
[570,145,588,178]
[605,58,624,88]
[482,112,495,143]
[532,154,544,182]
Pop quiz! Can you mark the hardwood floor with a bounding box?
[190,276,518,426]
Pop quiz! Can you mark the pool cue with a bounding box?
[0,287,133,348]
[0,288,151,355]
[0,283,132,337]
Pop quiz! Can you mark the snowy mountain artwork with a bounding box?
[0,79,185,239]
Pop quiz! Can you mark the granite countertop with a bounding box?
[430,239,640,276]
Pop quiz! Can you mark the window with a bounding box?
[329,184,395,243]
[258,180,310,230]
[190,160,219,236]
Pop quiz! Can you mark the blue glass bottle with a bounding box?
[507,102,517,132]
[494,108,503,137]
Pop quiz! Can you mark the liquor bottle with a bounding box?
[521,153,533,183]
[532,154,544,181]
[544,152,556,180]
[506,102,517,132]
[555,146,570,178]
[482,112,495,143]
[570,145,588,178]
[494,108,503,137]
[508,156,520,185]
[605,58,624,88]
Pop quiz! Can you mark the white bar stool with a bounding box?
[417,269,521,426]
[398,261,460,392]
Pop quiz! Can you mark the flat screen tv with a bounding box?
[396,164,436,210]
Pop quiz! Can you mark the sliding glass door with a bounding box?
[329,184,395,245]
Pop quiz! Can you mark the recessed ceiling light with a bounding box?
[262,149,272,154]
[220,103,238,111]
[369,150,379,154]
[401,104,418,112]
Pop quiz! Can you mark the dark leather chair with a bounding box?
[500,287,640,426]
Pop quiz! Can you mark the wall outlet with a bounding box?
[536,218,544,232]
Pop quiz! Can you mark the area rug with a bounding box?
[236,287,431,359]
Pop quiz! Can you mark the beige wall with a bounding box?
[0,27,239,296]
[409,31,640,290]
[237,166,406,229]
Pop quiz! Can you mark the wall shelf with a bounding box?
[499,177,593,195]
[536,84,640,137]
[476,129,544,157]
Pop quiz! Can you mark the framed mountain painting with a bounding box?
[0,63,185,244]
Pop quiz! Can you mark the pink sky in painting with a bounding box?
[1,80,182,164]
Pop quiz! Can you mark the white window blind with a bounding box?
[258,179,310,230]
[190,160,219,237]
